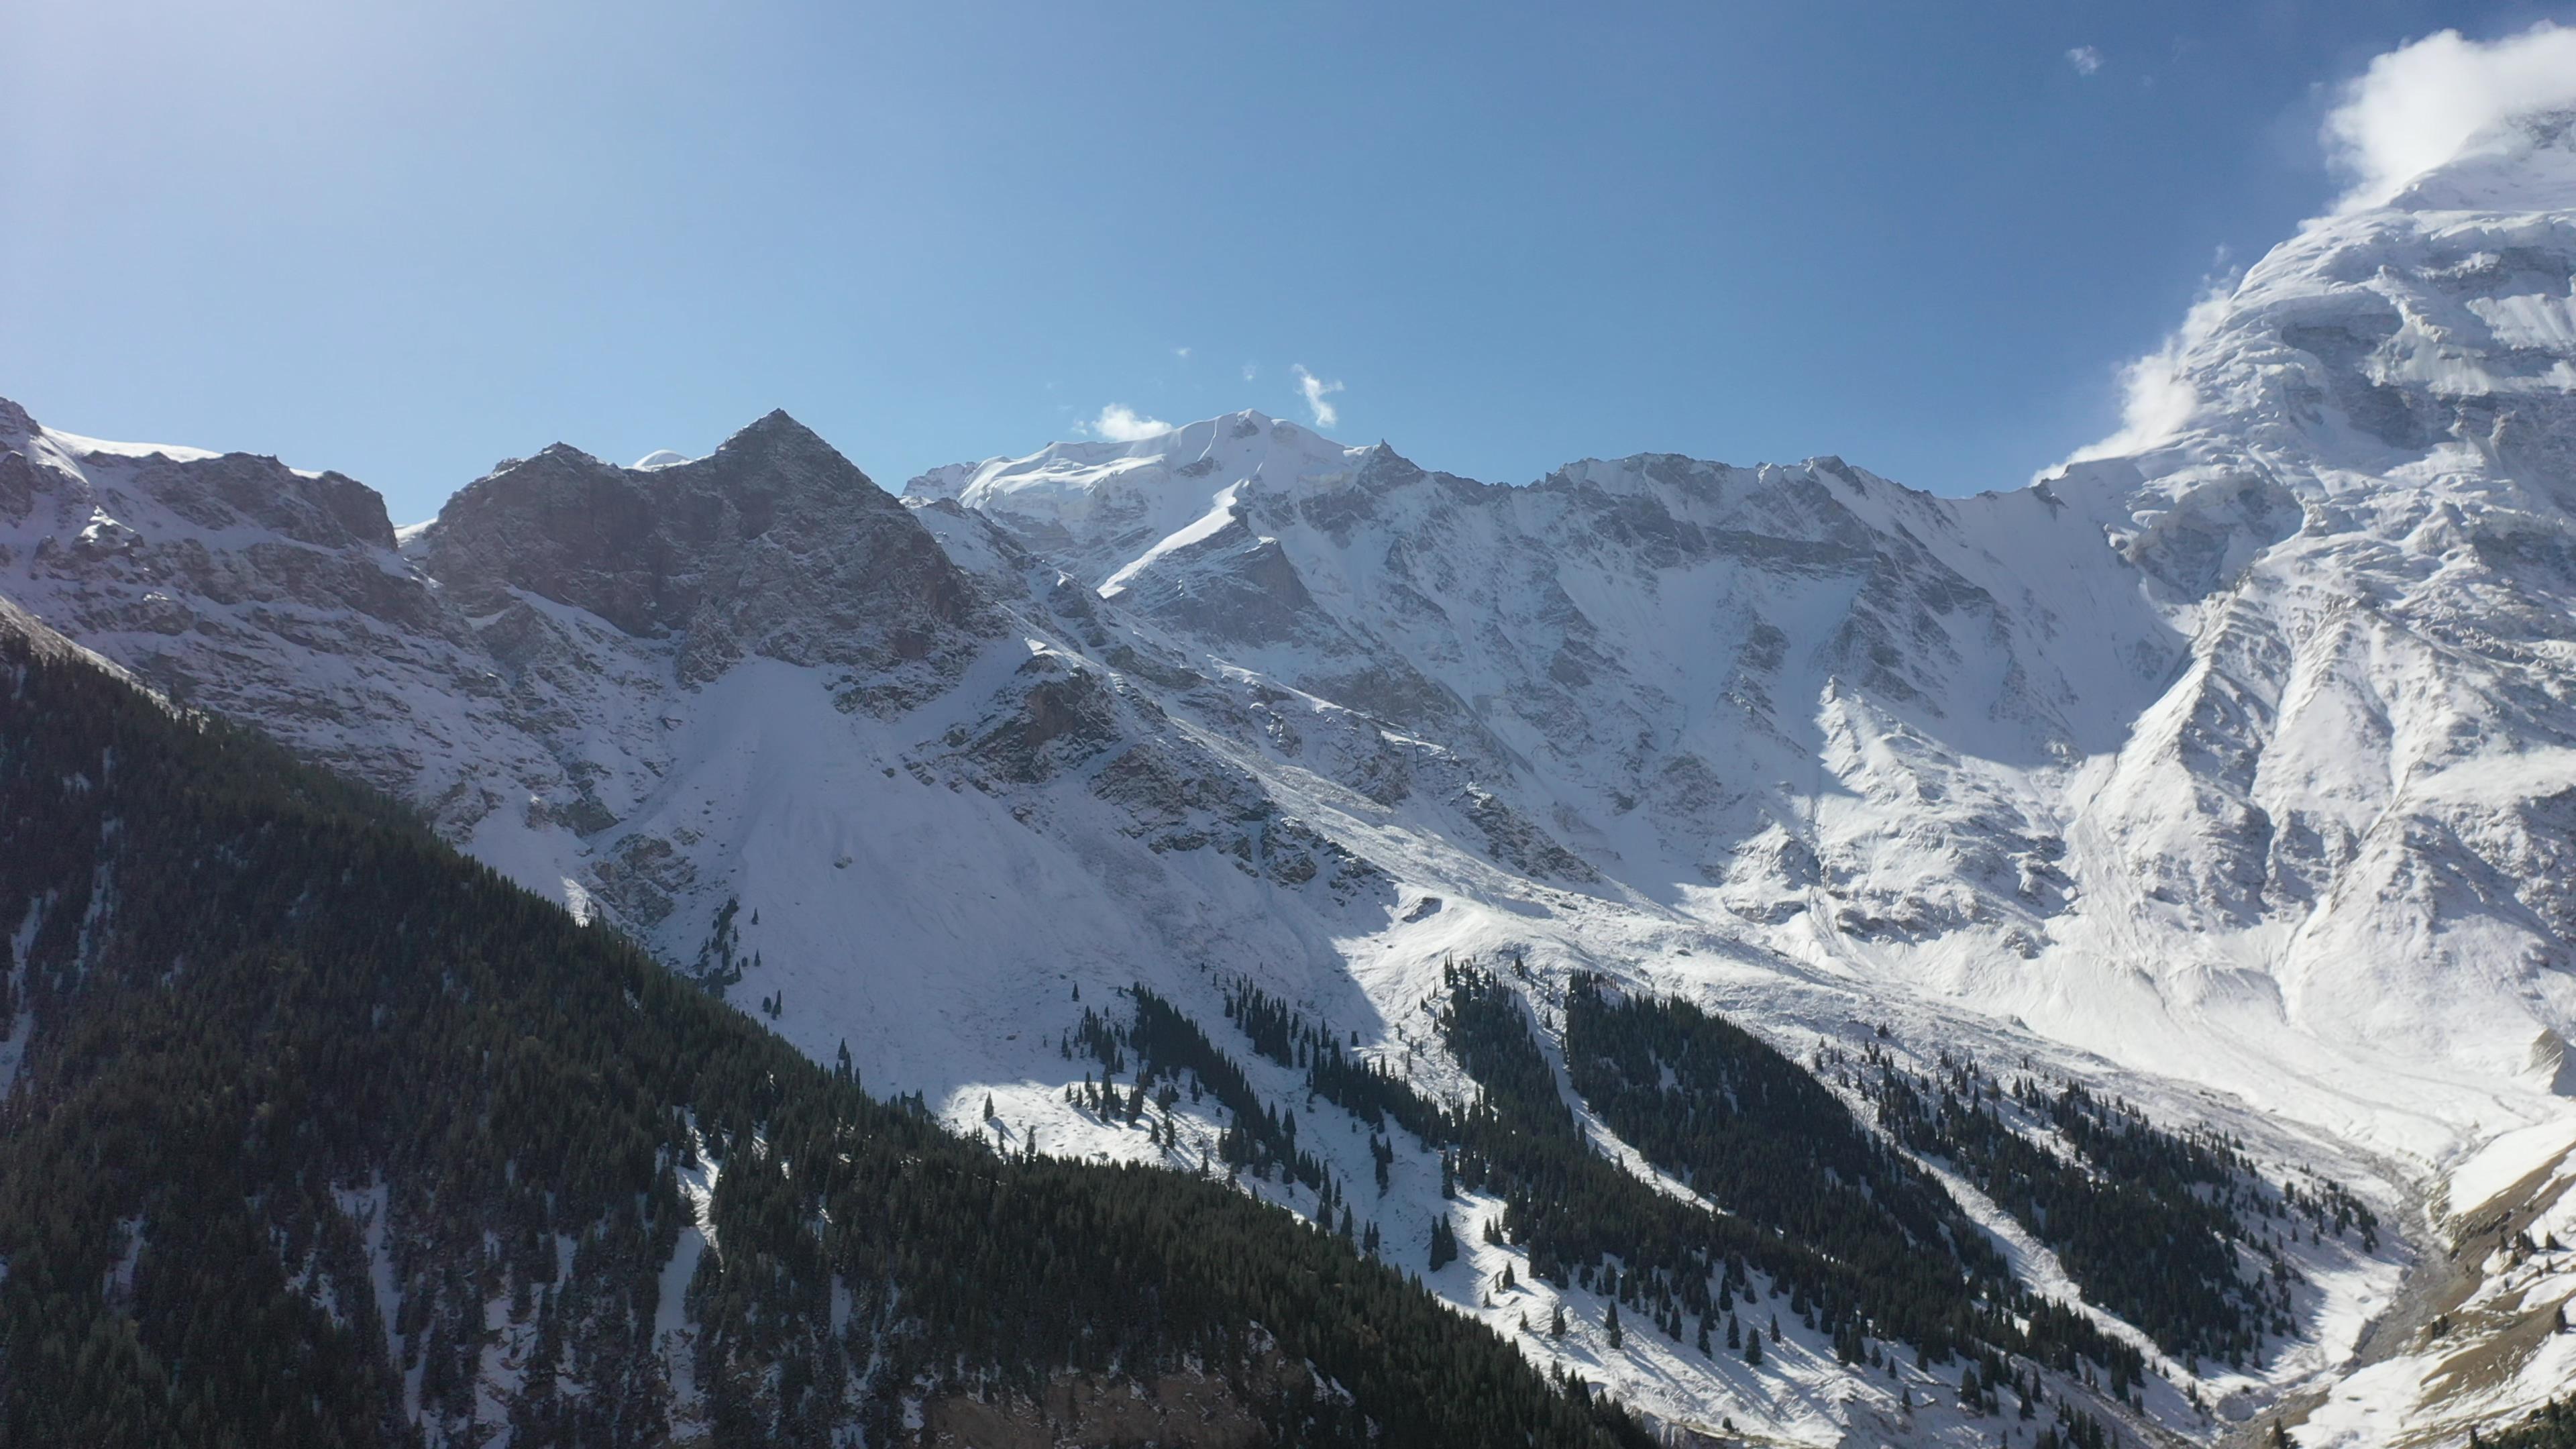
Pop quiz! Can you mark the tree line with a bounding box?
[0,616,1651,1448]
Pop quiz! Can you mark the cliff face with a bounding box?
[425,411,994,693]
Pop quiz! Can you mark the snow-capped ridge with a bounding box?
[0,397,37,445]
[904,407,1366,511]
[898,409,1386,590]
[2384,106,2576,213]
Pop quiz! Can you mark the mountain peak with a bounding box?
[710,407,841,464]
[896,409,1377,584]
[2383,106,2576,212]
[740,406,812,435]
[604,409,879,501]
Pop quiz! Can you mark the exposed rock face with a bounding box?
[427,411,991,698]
[0,411,516,816]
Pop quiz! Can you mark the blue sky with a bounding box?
[3,1,2565,519]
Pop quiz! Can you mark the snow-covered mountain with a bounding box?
[7,109,2576,1448]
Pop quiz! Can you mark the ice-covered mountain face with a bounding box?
[904,121,2576,1169]
[6,111,2576,1449]
[915,420,2166,922]
[2022,112,2576,1142]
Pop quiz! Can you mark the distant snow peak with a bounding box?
[633,449,693,470]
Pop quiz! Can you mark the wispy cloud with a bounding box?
[1290,364,1344,429]
[1173,346,1192,362]
[2051,278,2236,474]
[1241,362,1258,382]
[2321,21,2576,211]
[1077,404,1172,442]
[2065,46,2102,76]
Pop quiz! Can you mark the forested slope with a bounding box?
[0,604,1648,1448]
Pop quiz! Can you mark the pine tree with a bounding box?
[1746,1330,1762,1366]
[1428,1214,1458,1271]
[1605,1302,1623,1350]
[1551,1303,1568,1338]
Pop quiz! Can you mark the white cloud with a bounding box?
[1173,346,1192,361]
[2321,21,2576,211]
[1077,404,1172,442]
[2065,46,2102,76]
[1241,362,1258,382]
[1290,364,1344,429]
[2051,279,2237,474]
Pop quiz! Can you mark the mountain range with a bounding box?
[5,108,2576,1449]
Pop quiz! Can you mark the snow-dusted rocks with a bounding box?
[0,396,550,835]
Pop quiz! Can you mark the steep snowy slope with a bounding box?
[2010,117,2576,1165]
[904,115,2576,1169]
[7,107,2576,1449]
